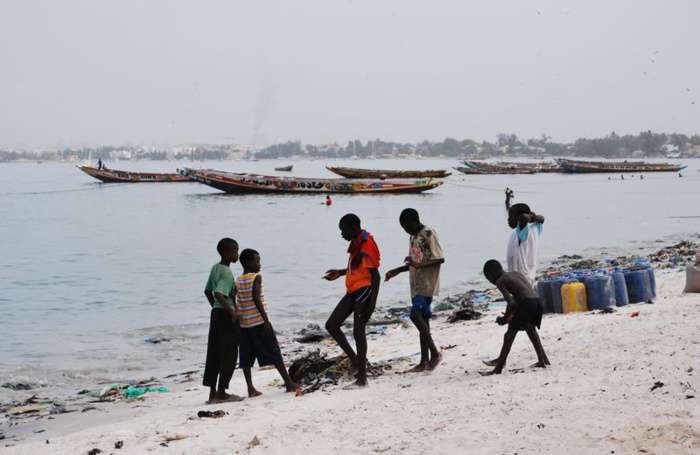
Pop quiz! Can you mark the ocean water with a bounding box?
[1,158,698,394]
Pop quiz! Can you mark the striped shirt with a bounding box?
[236,272,268,328]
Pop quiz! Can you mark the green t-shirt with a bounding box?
[205,262,236,310]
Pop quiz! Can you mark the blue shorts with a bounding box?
[411,295,433,319]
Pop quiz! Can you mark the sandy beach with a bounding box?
[2,265,699,454]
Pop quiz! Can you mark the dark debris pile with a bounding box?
[287,349,393,395]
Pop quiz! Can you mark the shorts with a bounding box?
[509,298,543,332]
[411,295,433,319]
[239,324,284,369]
[349,286,372,307]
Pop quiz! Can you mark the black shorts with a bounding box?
[239,324,284,369]
[509,298,543,331]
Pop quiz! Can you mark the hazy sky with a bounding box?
[1,0,698,148]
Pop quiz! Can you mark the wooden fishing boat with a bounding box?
[181,168,443,194]
[274,165,293,172]
[326,166,451,179]
[77,165,190,183]
[534,162,566,173]
[555,158,687,174]
[452,166,492,175]
[455,161,536,175]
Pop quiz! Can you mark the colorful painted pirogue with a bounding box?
[181,168,443,194]
[326,166,451,179]
[555,158,687,173]
[77,165,190,183]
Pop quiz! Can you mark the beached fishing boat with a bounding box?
[555,158,687,174]
[326,166,451,179]
[181,168,443,194]
[274,165,293,172]
[77,165,190,183]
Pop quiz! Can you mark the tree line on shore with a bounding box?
[2,131,699,163]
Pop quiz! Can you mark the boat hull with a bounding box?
[77,166,190,183]
[182,168,443,194]
[456,160,538,175]
[326,166,451,179]
[556,159,687,173]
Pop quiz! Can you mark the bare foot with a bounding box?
[215,392,233,401]
[427,354,442,371]
[530,361,547,369]
[344,380,368,390]
[285,383,302,393]
[478,369,501,376]
[402,363,427,373]
[248,389,262,398]
[482,358,498,367]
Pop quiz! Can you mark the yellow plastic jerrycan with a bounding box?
[561,282,588,313]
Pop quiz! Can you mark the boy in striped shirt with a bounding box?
[236,248,300,397]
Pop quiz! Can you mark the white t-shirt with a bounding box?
[506,222,543,288]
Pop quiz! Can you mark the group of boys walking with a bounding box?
[202,203,548,403]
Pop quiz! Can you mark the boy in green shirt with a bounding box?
[203,238,245,403]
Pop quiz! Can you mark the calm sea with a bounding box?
[1,158,698,394]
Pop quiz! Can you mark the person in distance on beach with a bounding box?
[479,260,549,376]
[203,238,245,404]
[385,208,444,372]
[506,203,544,289]
[323,213,381,388]
[236,249,301,397]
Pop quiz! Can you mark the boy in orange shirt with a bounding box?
[323,213,381,388]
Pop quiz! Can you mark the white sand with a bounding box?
[2,269,699,454]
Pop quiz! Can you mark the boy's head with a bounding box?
[339,213,362,241]
[217,238,239,263]
[399,208,422,235]
[508,203,531,229]
[483,259,504,284]
[239,248,261,273]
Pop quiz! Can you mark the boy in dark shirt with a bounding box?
[479,259,550,376]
